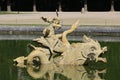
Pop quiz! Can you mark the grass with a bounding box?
[0,11,33,14]
[0,11,19,14]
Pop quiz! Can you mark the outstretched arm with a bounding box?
[41,17,51,23]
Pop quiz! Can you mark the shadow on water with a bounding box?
[0,40,120,80]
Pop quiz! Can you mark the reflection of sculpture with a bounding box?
[15,64,106,80]
[13,12,107,66]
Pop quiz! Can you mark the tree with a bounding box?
[7,0,11,11]
[33,0,36,11]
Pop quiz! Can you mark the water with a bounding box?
[0,40,120,80]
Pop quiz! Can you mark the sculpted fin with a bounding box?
[28,44,37,50]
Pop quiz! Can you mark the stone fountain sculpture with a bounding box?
[13,12,107,66]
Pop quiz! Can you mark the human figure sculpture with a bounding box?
[42,11,61,37]
[34,11,65,60]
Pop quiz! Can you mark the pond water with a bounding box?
[0,40,120,80]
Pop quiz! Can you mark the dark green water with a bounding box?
[0,40,120,80]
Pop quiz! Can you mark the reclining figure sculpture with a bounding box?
[13,12,107,66]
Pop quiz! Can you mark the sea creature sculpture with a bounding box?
[13,12,107,66]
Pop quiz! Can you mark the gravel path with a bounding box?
[0,12,120,26]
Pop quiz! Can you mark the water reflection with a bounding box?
[0,40,120,80]
[15,64,106,80]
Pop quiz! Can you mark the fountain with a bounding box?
[13,12,107,66]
